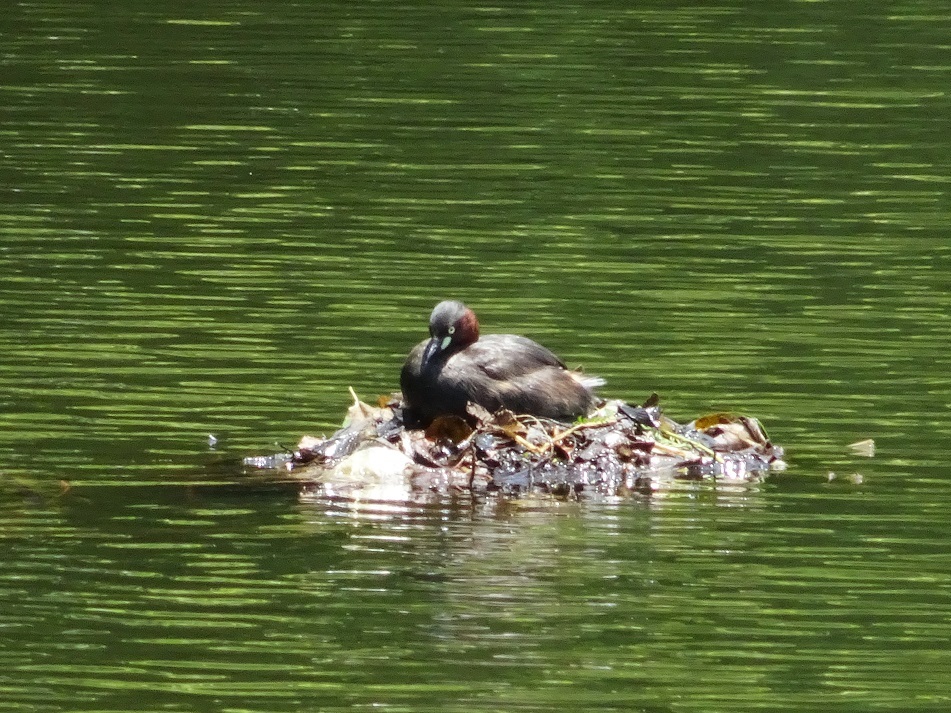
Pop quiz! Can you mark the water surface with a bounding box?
[2,1,950,711]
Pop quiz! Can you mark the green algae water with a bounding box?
[2,1,951,710]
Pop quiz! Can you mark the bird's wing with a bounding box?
[469,334,567,380]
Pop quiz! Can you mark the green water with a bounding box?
[2,1,950,710]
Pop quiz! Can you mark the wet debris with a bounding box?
[244,390,786,500]
[827,471,865,485]
[848,438,875,458]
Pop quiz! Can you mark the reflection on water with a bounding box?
[3,0,951,710]
[3,473,950,711]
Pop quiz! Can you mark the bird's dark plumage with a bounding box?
[400,300,603,426]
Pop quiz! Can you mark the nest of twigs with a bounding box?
[245,390,785,501]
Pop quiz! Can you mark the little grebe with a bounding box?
[400,300,603,426]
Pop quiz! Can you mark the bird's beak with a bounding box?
[421,337,441,366]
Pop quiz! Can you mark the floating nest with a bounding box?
[245,390,786,502]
